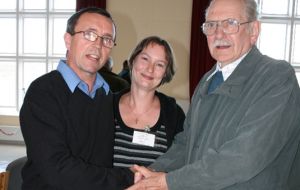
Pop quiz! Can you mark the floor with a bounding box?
[0,143,26,172]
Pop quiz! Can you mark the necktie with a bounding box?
[207,71,224,94]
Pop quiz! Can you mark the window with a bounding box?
[255,0,300,82]
[0,0,75,115]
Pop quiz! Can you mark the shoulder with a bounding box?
[156,91,185,116]
[258,55,295,84]
[156,91,176,106]
[24,70,69,103]
[240,47,295,87]
[246,47,294,78]
[263,56,293,73]
[27,71,63,92]
[113,88,130,109]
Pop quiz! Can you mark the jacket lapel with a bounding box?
[206,46,263,98]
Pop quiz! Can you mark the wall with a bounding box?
[107,0,192,101]
[0,117,22,143]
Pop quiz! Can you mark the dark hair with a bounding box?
[66,7,116,40]
[128,36,175,86]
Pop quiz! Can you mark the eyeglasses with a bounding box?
[202,18,252,36]
[73,30,116,48]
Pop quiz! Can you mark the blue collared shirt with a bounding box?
[57,59,109,98]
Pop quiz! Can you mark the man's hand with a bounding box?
[126,165,168,190]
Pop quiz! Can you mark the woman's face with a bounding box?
[131,43,168,90]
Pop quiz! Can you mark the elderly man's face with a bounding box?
[206,0,260,67]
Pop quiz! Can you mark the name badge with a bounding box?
[132,131,155,147]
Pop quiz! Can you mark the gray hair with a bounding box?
[205,0,259,21]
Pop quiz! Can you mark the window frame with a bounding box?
[0,0,75,118]
[256,0,300,67]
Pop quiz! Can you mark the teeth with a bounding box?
[213,40,231,48]
[89,54,99,59]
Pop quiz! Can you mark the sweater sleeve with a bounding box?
[174,104,185,134]
[158,92,185,148]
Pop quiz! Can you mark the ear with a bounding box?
[249,21,261,45]
[64,32,72,51]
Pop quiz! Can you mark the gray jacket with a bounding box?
[151,46,300,190]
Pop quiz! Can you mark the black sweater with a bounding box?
[20,71,132,190]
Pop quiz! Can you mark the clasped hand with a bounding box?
[125,165,168,190]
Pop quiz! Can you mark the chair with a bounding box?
[0,171,9,190]
[5,157,27,190]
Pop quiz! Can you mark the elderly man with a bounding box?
[126,0,300,189]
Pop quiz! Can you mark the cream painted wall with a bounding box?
[0,1,193,128]
[106,0,192,100]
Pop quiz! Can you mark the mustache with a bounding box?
[213,40,232,47]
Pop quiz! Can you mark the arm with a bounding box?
[150,108,191,172]
[157,92,186,149]
[174,104,185,135]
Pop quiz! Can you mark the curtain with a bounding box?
[189,0,215,99]
[76,0,106,11]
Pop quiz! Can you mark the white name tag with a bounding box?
[132,131,155,147]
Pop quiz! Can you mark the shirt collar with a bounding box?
[57,59,109,97]
[207,50,250,81]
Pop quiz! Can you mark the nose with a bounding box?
[94,36,104,48]
[147,62,155,73]
[215,24,225,38]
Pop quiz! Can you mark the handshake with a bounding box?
[125,165,168,190]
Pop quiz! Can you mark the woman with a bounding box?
[113,36,185,168]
